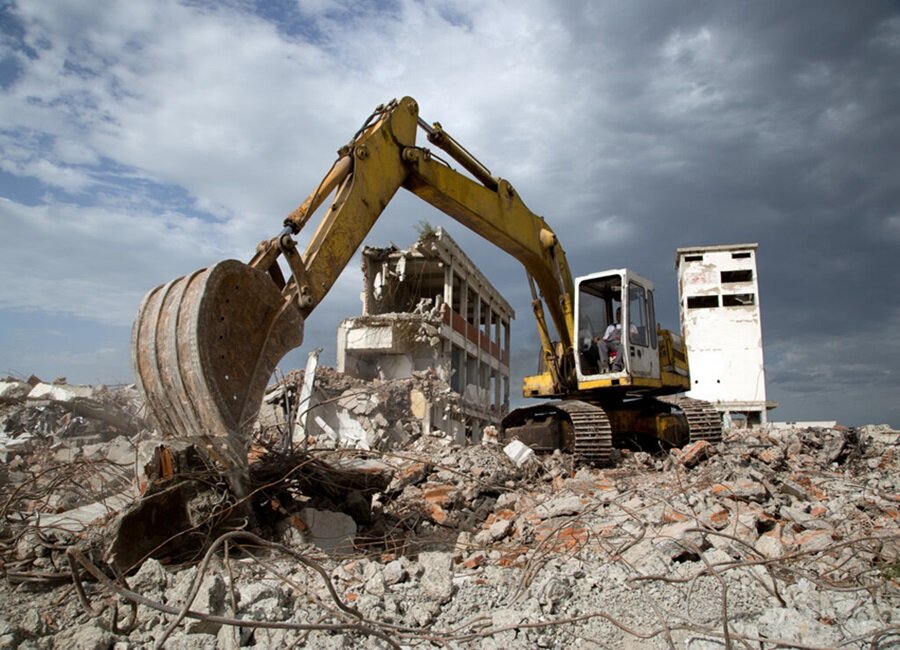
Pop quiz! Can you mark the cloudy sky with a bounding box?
[1,1,898,427]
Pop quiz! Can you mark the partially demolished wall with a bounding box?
[336,228,514,444]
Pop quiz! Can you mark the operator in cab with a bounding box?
[596,307,635,373]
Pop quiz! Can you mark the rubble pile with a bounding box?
[261,366,462,451]
[1,376,898,647]
[0,377,142,461]
[0,378,143,607]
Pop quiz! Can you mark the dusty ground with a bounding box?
[0,377,898,649]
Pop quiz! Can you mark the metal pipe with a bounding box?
[283,155,353,232]
[425,122,499,191]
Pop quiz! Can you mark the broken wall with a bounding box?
[337,228,514,441]
[295,367,463,450]
[676,243,771,426]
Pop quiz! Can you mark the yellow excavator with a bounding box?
[132,97,720,489]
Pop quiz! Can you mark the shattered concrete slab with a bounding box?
[27,382,96,402]
[262,365,464,452]
[0,380,143,462]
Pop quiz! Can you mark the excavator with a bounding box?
[132,96,720,491]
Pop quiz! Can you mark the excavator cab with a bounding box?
[574,270,660,386]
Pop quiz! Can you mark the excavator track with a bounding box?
[657,396,723,444]
[501,400,613,466]
[559,400,614,466]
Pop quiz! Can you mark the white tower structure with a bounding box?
[675,243,772,427]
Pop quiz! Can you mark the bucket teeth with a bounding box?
[132,260,304,483]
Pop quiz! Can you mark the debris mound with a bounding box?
[1,374,898,648]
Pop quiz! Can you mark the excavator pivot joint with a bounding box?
[297,286,314,309]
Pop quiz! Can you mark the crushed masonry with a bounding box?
[0,371,898,648]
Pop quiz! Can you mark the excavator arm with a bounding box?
[280,97,574,361]
[133,96,577,488]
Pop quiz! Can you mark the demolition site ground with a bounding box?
[0,372,898,649]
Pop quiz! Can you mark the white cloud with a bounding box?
[0,0,602,326]
[0,155,91,192]
[591,215,634,244]
[0,197,225,325]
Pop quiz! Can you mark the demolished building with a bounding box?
[676,243,776,428]
[331,227,514,444]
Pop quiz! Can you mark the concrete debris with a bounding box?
[27,381,96,402]
[419,551,455,603]
[168,566,227,634]
[503,439,534,467]
[0,377,142,461]
[671,439,715,467]
[1,375,898,648]
[262,365,464,452]
[298,507,357,555]
[858,423,900,444]
[0,380,31,401]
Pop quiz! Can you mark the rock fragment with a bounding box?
[419,551,454,603]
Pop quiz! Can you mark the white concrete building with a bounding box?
[336,227,514,443]
[675,243,773,427]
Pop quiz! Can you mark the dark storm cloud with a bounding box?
[500,2,900,424]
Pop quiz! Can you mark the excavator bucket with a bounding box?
[132,259,304,490]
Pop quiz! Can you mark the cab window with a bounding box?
[628,284,649,347]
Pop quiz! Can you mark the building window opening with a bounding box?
[721,269,753,283]
[465,287,477,326]
[450,345,463,393]
[687,295,719,309]
[722,293,755,307]
[451,273,463,315]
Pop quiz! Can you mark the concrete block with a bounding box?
[755,531,784,559]
[535,495,584,520]
[674,440,715,467]
[299,507,357,555]
[130,558,170,595]
[790,529,834,554]
[503,440,534,467]
[488,518,513,541]
[409,388,428,419]
[419,551,454,603]
[383,559,407,585]
[27,382,95,401]
[167,568,226,634]
[712,479,768,503]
